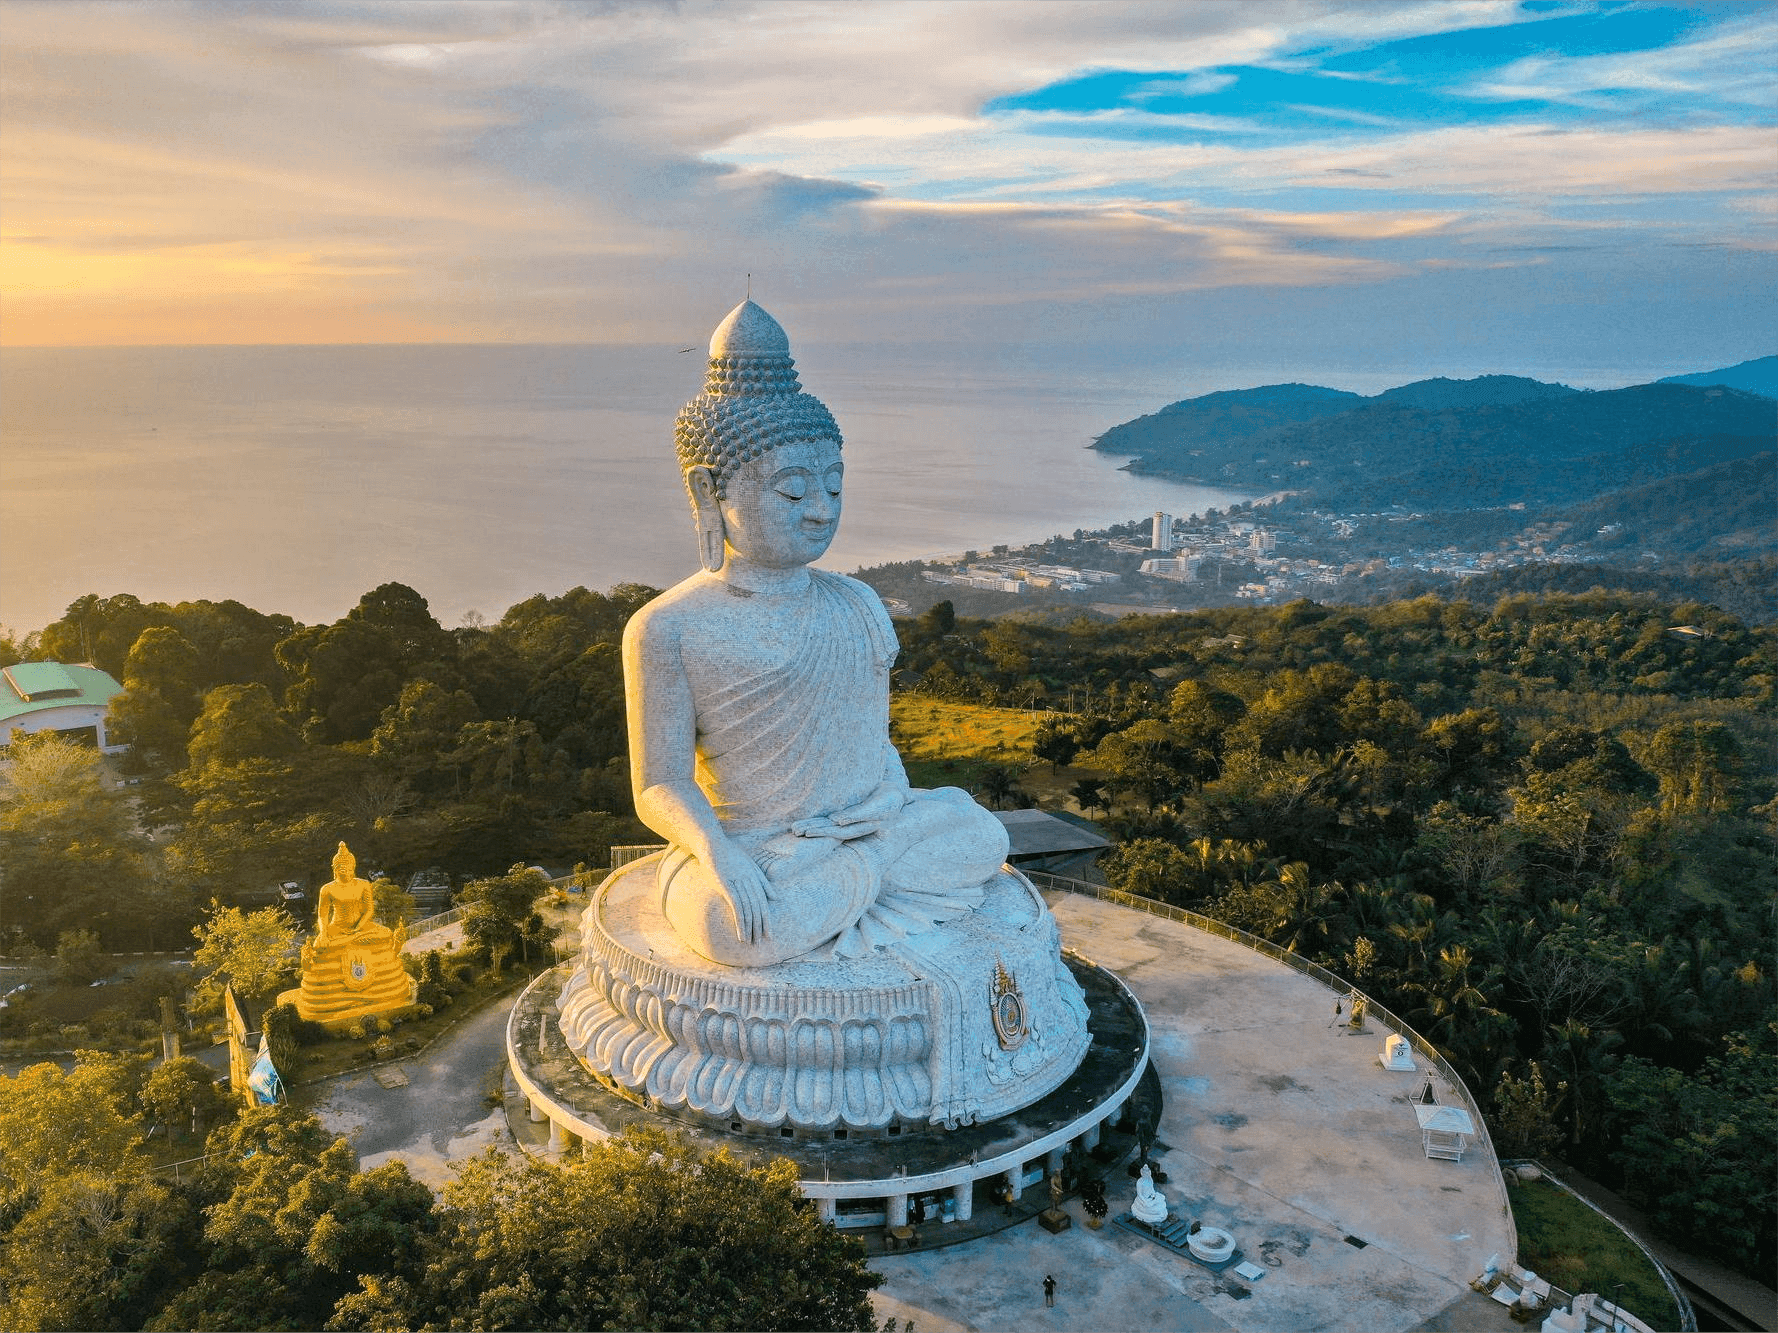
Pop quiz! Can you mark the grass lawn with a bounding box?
[888,696,1111,812]
[1508,1174,1680,1331]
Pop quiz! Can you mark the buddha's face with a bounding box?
[718,437,843,570]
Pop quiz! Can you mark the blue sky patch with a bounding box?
[985,2,1768,140]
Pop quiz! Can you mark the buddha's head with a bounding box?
[674,300,843,574]
[332,841,356,883]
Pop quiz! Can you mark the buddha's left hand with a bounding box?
[790,780,908,840]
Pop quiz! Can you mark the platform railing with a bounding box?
[1026,868,1515,1262]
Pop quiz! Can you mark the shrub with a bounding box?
[375,1016,393,1034]
[414,1003,434,1020]
[347,1021,367,1041]
[372,1035,395,1060]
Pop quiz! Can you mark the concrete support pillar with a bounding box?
[547,1118,568,1153]
[1047,1147,1066,1175]
[1081,1121,1101,1150]
[1003,1168,1022,1204]
[817,1197,836,1224]
[886,1193,908,1228]
[528,1094,546,1123]
[952,1180,974,1222]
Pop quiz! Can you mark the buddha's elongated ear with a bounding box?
[688,466,726,574]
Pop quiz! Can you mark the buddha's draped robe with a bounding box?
[659,570,1002,961]
[695,569,896,834]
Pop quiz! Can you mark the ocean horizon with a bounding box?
[1,343,1256,635]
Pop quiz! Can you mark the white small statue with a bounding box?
[1382,1033,1417,1070]
[1131,1162,1168,1224]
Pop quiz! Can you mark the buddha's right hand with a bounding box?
[704,840,774,944]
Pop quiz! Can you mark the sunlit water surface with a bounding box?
[2,344,1253,632]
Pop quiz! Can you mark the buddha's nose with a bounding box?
[806,487,839,523]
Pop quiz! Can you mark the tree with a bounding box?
[974,763,1024,811]
[1644,719,1742,814]
[1088,719,1194,811]
[53,927,106,984]
[139,1057,232,1141]
[0,1051,151,1222]
[185,683,300,770]
[106,626,204,769]
[1032,719,1080,773]
[918,599,956,636]
[1100,838,1193,905]
[0,1168,192,1333]
[0,732,154,948]
[277,585,456,744]
[1491,1062,1565,1158]
[1607,1020,1776,1275]
[191,905,299,1006]
[331,1130,879,1332]
[458,865,552,975]
[153,1107,436,1333]
[1069,777,1108,816]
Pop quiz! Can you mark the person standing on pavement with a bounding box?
[1043,1274,1056,1307]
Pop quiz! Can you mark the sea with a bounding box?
[0,344,1254,635]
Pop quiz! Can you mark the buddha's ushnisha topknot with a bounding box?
[674,300,842,499]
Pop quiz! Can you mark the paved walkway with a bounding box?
[867,893,1516,1333]
[310,993,515,1190]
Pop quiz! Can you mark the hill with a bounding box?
[1552,451,1777,559]
[1104,381,1773,510]
[1090,382,1361,460]
[1376,374,1578,410]
[1657,355,1777,398]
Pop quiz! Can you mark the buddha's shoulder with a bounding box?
[622,572,722,643]
[812,568,891,617]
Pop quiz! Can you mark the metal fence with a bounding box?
[1026,869,1516,1260]
[404,905,465,936]
[610,844,668,870]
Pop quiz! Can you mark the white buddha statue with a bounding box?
[624,300,1009,967]
[555,300,1091,1135]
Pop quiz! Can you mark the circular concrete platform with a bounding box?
[509,950,1149,1230]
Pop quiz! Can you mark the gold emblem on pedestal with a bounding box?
[990,959,1028,1051]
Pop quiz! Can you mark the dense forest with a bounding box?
[2,579,1774,1284]
[0,584,657,952]
[894,590,1775,1278]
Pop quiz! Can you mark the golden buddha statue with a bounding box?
[278,842,415,1028]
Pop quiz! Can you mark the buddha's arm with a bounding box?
[625,611,773,944]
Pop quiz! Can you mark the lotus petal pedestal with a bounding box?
[557,855,1092,1133]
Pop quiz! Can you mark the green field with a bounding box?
[1508,1174,1681,1332]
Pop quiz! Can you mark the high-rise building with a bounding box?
[1151,512,1173,551]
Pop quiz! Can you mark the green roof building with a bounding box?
[0,661,126,752]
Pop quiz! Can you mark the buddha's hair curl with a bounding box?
[674,373,843,499]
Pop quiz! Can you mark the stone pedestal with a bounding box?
[1040,1207,1073,1233]
[557,855,1091,1132]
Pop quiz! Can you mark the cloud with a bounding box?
[1460,11,1778,109]
[0,0,1770,353]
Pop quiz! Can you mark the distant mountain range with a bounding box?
[1092,359,1777,513]
[1657,355,1778,397]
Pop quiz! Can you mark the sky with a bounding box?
[2,0,1773,385]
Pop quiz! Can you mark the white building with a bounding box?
[1140,556,1200,583]
[0,662,127,753]
[1151,512,1173,551]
